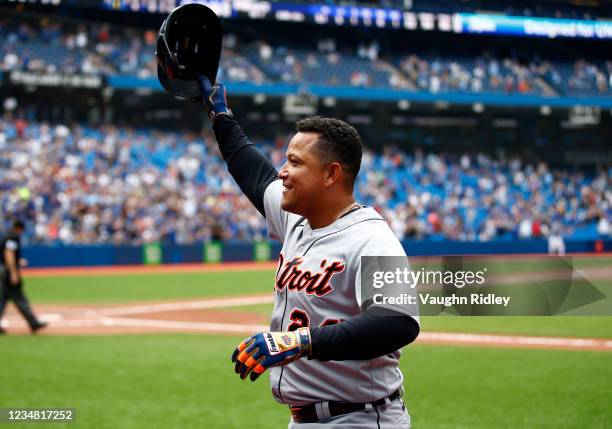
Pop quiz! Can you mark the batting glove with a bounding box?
[231,327,311,381]
[196,76,233,122]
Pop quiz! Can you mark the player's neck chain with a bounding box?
[337,202,360,221]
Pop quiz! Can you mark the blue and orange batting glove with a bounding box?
[196,76,232,122]
[231,327,312,381]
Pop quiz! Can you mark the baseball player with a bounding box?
[0,220,47,334]
[198,77,419,428]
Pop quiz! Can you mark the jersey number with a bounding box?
[288,309,340,331]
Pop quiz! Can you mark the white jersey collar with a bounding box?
[299,206,383,237]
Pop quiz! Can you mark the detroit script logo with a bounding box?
[275,254,345,297]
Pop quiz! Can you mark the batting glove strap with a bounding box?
[196,76,233,122]
[231,327,312,382]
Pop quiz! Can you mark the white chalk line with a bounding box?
[1,295,611,351]
[106,317,270,333]
[2,317,268,333]
[1,295,275,330]
[418,332,612,350]
[3,316,612,350]
[96,295,275,316]
[2,319,106,328]
[4,317,612,351]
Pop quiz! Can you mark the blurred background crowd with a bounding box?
[1,117,610,245]
[0,0,610,248]
[1,16,611,97]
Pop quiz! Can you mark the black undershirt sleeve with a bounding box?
[212,115,279,217]
[309,306,420,361]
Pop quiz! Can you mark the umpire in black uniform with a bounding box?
[0,220,46,334]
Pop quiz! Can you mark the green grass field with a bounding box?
[25,270,274,303]
[1,256,611,428]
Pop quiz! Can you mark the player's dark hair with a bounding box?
[296,117,363,187]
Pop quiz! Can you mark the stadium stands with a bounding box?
[397,54,560,95]
[1,118,609,244]
[1,16,610,96]
[1,8,610,246]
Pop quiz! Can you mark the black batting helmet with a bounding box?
[156,3,223,101]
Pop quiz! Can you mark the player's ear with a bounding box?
[323,162,343,188]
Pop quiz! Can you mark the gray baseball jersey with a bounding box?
[263,180,419,406]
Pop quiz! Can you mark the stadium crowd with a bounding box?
[1,117,610,245]
[1,16,611,96]
[397,54,558,95]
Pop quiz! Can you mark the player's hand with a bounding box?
[196,76,232,122]
[231,327,311,382]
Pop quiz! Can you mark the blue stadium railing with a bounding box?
[108,76,612,108]
[3,71,610,107]
[22,239,612,267]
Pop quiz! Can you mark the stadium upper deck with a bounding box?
[1,14,610,98]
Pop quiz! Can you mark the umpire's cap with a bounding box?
[156,3,223,101]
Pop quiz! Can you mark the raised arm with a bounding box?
[198,77,278,217]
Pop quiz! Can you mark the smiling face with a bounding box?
[278,132,328,217]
